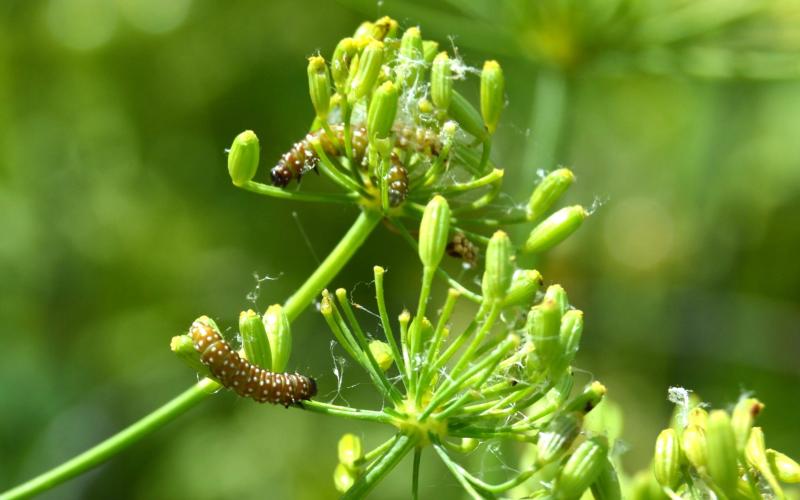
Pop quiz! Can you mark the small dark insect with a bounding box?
[386,163,408,207]
[271,124,441,188]
[190,321,316,407]
[446,232,479,265]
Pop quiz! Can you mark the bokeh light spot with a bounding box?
[45,0,118,51]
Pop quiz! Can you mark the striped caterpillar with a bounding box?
[190,321,317,407]
[271,124,441,204]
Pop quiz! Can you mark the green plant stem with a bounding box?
[241,180,358,204]
[0,378,220,500]
[432,443,487,499]
[284,209,382,321]
[522,68,568,186]
[342,434,417,500]
[300,401,393,424]
[373,267,407,390]
[412,447,422,500]
[5,209,382,499]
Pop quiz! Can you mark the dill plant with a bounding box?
[3,14,798,500]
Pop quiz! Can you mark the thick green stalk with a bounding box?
[4,209,382,499]
[284,209,382,321]
[0,379,220,500]
[522,68,569,186]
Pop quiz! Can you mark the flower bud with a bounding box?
[480,60,504,135]
[371,16,398,40]
[396,27,423,87]
[307,56,332,121]
[687,407,708,429]
[682,425,707,469]
[591,459,622,500]
[566,381,606,414]
[558,309,583,368]
[239,309,272,370]
[544,284,569,315]
[653,428,681,489]
[481,231,514,302]
[732,397,763,451]
[745,427,783,496]
[349,41,384,100]
[368,340,393,372]
[449,90,487,140]
[706,410,739,495]
[331,37,357,91]
[502,269,544,308]
[526,299,561,369]
[527,168,576,221]
[537,412,582,465]
[170,334,212,378]
[227,130,259,187]
[431,51,452,110]
[366,81,398,140]
[557,437,609,500]
[338,433,363,472]
[333,463,357,493]
[524,205,588,254]
[418,195,451,269]
[353,21,373,39]
[263,304,291,372]
[767,449,800,483]
[422,40,439,63]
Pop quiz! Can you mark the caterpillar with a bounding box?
[446,232,479,265]
[271,124,441,188]
[190,321,317,407]
[386,163,408,207]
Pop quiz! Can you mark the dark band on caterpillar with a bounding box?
[386,163,408,207]
[190,321,317,407]
[446,232,478,265]
[271,124,441,188]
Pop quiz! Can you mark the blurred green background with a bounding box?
[1,0,799,498]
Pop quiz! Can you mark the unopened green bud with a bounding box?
[307,56,332,121]
[558,310,583,368]
[227,130,259,187]
[170,334,212,378]
[537,412,582,465]
[263,304,291,372]
[544,284,569,315]
[431,52,452,110]
[480,60,504,135]
[732,397,764,451]
[371,16,398,40]
[449,90,487,140]
[502,269,544,308]
[525,371,574,422]
[349,41,384,100]
[687,407,708,429]
[557,437,609,500]
[396,27,423,87]
[527,168,576,221]
[524,205,588,254]
[746,427,784,496]
[706,410,739,495]
[333,463,358,493]
[332,38,357,91]
[682,425,707,469]
[422,40,439,64]
[654,428,681,489]
[353,21,374,40]
[591,459,622,500]
[527,299,561,368]
[338,433,363,471]
[368,340,393,372]
[239,309,272,370]
[481,231,514,302]
[566,381,607,414]
[366,81,398,140]
[418,98,433,114]
[418,195,451,269]
[767,449,800,483]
